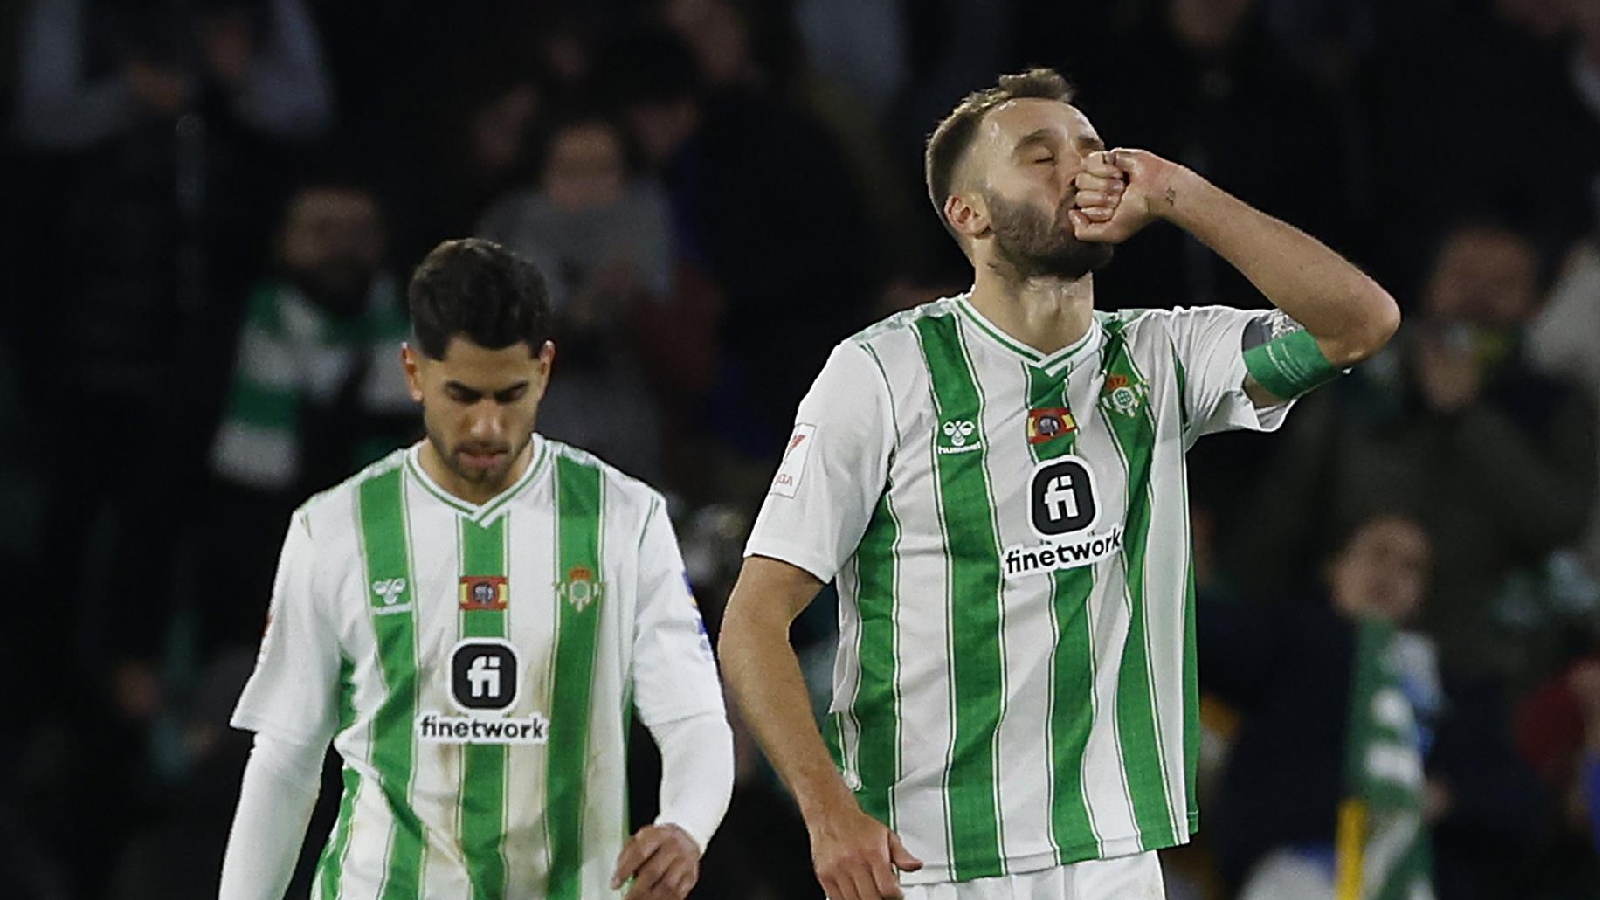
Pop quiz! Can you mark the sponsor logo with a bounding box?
[771,423,817,498]
[1002,528,1126,579]
[557,565,603,612]
[417,639,549,745]
[937,419,982,455]
[1101,374,1148,417]
[1026,407,1075,445]
[416,712,549,745]
[371,577,411,615]
[1029,456,1100,537]
[459,575,508,611]
[449,639,519,712]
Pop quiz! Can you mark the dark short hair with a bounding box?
[924,68,1076,229]
[408,238,553,359]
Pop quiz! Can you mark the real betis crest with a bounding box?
[1101,374,1148,417]
[557,565,603,612]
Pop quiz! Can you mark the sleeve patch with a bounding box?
[770,423,817,498]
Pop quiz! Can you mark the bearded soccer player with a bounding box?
[717,68,1400,900]
[218,239,733,900]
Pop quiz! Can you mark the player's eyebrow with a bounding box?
[444,380,530,401]
[1013,129,1057,154]
[1013,129,1106,156]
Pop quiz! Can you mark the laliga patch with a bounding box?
[771,423,817,498]
[459,575,508,611]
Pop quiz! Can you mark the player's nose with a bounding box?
[468,410,504,440]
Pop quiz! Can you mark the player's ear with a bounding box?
[944,192,988,241]
[401,343,424,403]
[531,340,556,403]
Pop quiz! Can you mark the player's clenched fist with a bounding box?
[809,802,923,900]
[1069,148,1188,244]
[611,823,702,900]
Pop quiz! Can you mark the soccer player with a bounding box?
[217,239,733,900]
[717,68,1400,900]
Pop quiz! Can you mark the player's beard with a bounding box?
[424,424,534,491]
[986,191,1114,280]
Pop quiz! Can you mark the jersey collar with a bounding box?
[954,294,1102,377]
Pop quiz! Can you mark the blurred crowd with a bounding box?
[0,0,1596,898]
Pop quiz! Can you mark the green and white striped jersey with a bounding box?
[746,296,1293,883]
[233,439,724,900]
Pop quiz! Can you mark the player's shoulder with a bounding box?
[293,447,412,541]
[848,294,963,347]
[842,294,968,375]
[541,439,668,524]
[1097,304,1264,349]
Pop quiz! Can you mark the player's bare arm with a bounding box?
[719,555,923,900]
[1072,148,1401,403]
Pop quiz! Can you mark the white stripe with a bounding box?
[833,555,866,791]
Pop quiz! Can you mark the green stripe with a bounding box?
[547,456,605,900]
[230,380,298,429]
[1098,327,1180,846]
[853,491,901,825]
[317,657,361,900]
[1024,366,1100,860]
[460,517,509,900]
[1170,340,1190,436]
[358,468,425,900]
[913,315,1005,879]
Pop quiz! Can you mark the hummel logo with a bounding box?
[371,578,411,614]
[937,419,982,455]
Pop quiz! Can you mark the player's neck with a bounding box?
[417,440,535,506]
[968,270,1095,355]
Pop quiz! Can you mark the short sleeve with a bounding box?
[231,510,341,748]
[632,500,728,727]
[743,341,893,582]
[1154,306,1297,446]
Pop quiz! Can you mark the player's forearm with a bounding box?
[1162,169,1399,366]
[218,732,324,900]
[718,600,856,825]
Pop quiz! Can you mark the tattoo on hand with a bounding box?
[1162,186,1178,208]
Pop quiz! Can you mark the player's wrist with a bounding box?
[1154,165,1215,227]
[796,776,862,831]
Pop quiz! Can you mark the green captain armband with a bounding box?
[1242,327,1343,400]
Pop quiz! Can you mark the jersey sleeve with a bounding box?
[631,499,728,728]
[1154,306,1297,446]
[743,341,893,582]
[231,509,341,748]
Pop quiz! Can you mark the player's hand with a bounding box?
[611,823,701,900]
[1069,148,1187,244]
[807,800,923,900]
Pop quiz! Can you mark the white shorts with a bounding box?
[901,852,1165,900]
